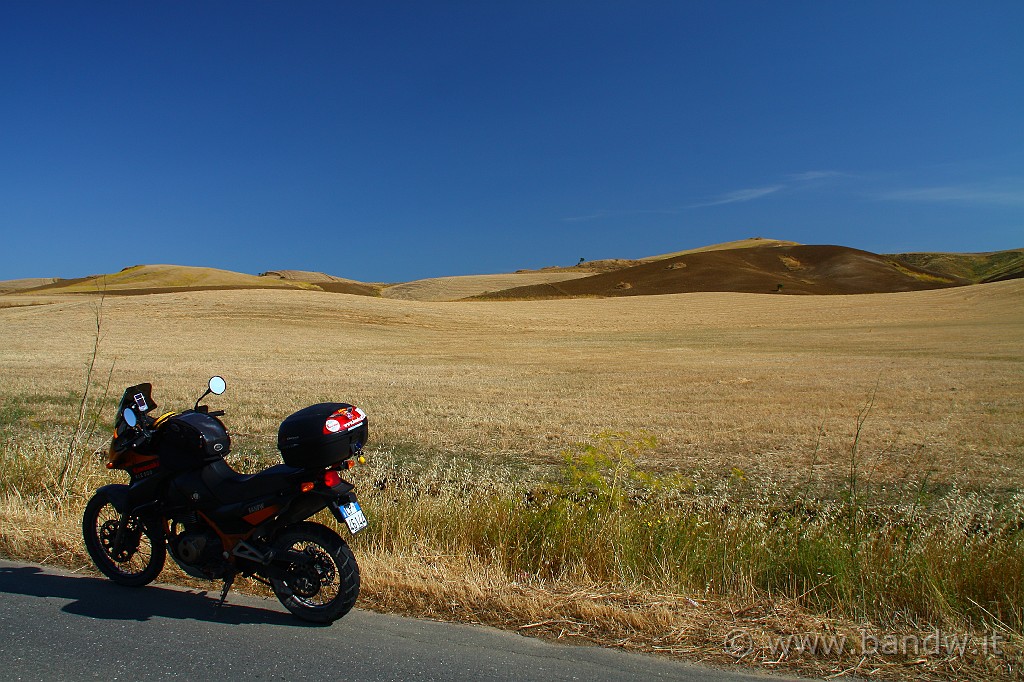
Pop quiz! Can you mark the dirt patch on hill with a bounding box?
[260,270,384,296]
[475,244,970,299]
[313,281,383,296]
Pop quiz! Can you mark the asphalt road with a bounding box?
[0,559,799,682]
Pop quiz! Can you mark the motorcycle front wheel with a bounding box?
[269,521,360,623]
[82,490,165,587]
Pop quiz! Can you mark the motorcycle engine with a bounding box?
[169,520,225,579]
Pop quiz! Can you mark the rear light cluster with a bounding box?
[299,458,365,493]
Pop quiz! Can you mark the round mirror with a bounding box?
[209,376,226,395]
[123,407,137,428]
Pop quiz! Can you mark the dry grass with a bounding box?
[1,280,1022,679]
[2,435,1020,680]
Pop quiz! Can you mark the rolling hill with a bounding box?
[0,278,58,295]
[3,239,1019,301]
[15,265,314,295]
[637,236,800,261]
[473,244,968,299]
[517,237,800,274]
[886,249,1024,284]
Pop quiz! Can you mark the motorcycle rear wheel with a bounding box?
[82,490,165,587]
[270,522,360,623]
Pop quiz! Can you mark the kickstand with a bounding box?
[215,572,236,608]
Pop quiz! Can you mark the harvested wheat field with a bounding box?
[1,280,1022,680]
[3,280,1020,485]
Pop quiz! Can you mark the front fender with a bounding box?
[95,483,165,540]
[96,484,131,513]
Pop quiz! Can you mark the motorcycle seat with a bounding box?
[201,459,305,504]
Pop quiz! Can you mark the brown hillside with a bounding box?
[474,244,969,299]
[519,237,800,274]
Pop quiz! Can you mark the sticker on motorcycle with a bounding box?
[133,393,149,412]
[322,407,366,435]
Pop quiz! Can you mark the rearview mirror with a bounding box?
[123,408,137,428]
[209,376,226,395]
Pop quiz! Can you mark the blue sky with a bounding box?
[1,2,1021,282]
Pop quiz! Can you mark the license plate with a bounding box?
[339,501,368,534]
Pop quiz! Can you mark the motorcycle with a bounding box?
[82,376,369,623]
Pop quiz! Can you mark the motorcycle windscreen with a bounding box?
[114,383,157,427]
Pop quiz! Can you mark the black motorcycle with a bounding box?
[82,376,368,623]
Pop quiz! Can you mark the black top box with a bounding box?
[277,402,368,469]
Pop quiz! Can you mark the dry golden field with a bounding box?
[2,279,1021,487]
[2,280,1023,680]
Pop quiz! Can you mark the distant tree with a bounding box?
[578,257,586,266]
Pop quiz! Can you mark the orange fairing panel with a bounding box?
[242,505,279,526]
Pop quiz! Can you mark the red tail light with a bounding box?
[323,470,342,488]
[299,481,315,493]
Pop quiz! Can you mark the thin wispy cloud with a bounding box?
[562,170,845,221]
[786,170,847,182]
[687,185,783,208]
[562,210,611,223]
[878,181,1024,206]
